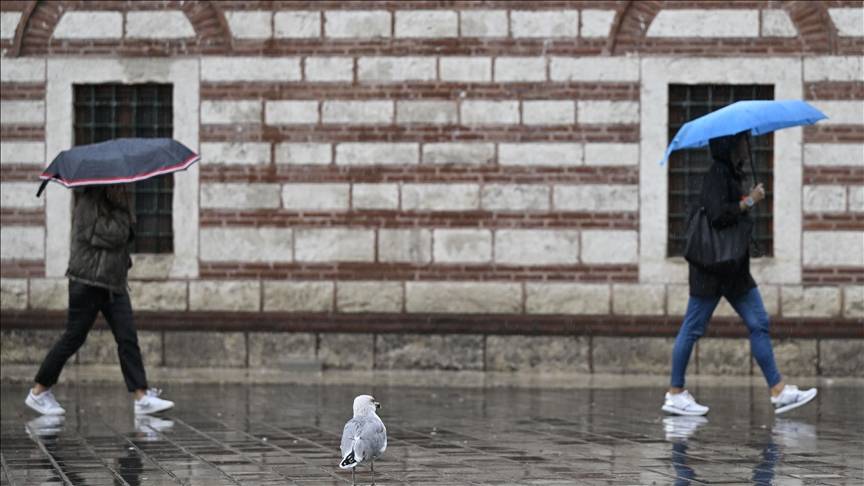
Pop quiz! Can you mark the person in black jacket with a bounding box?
[662,132,817,416]
[25,185,174,416]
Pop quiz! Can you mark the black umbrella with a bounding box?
[37,138,199,197]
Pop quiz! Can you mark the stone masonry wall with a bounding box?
[1,1,862,375]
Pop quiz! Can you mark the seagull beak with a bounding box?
[374,401,381,410]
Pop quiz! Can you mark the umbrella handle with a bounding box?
[745,135,758,187]
[36,180,49,198]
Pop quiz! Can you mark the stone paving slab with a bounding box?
[2,382,862,485]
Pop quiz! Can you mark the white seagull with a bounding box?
[339,395,387,485]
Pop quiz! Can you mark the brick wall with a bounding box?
[1,1,862,373]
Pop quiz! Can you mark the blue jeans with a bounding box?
[670,287,782,388]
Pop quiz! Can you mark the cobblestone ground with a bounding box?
[1,382,862,485]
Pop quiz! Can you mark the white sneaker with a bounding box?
[26,415,65,437]
[134,388,174,415]
[661,390,709,416]
[771,385,817,415]
[663,416,708,441]
[25,390,66,415]
[135,416,174,441]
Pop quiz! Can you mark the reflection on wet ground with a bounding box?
[1,382,862,485]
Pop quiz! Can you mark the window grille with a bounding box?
[73,84,174,253]
[667,84,774,258]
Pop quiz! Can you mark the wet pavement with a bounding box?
[1,382,862,485]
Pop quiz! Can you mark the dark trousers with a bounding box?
[35,280,148,392]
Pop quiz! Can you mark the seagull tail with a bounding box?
[339,450,356,469]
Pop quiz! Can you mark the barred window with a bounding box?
[667,84,774,258]
[73,84,174,254]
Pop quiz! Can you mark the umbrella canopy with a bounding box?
[37,138,199,196]
[659,100,827,166]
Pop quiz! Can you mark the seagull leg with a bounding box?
[351,467,355,486]
[371,461,375,485]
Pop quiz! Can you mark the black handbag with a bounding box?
[683,206,753,274]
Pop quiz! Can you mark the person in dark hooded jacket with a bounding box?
[662,131,817,417]
[25,185,174,416]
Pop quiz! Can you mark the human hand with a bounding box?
[749,183,765,204]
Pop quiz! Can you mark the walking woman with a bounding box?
[25,185,174,416]
[662,132,817,416]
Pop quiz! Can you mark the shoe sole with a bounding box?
[135,403,174,415]
[774,389,818,415]
[24,399,65,416]
[662,405,709,416]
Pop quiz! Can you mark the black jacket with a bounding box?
[688,161,757,299]
[66,188,134,293]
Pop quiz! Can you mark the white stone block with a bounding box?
[201,101,262,124]
[402,184,479,211]
[396,101,458,124]
[224,11,272,39]
[29,279,66,310]
[525,283,610,314]
[461,100,519,124]
[200,142,270,165]
[550,56,641,82]
[828,8,864,37]
[200,228,292,262]
[511,10,579,38]
[578,100,639,124]
[804,57,864,82]
[263,281,334,312]
[357,57,436,82]
[0,100,44,125]
[0,58,45,82]
[336,143,419,165]
[295,229,375,262]
[395,10,457,38]
[803,144,864,166]
[781,286,841,317]
[495,230,579,265]
[422,143,495,164]
[581,230,638,264]
[811,100,864,125]
[439,57,492,82]
[53,12,122,39]
[322,100,393,124]
[581,10,616,37]
[189,281,260,312]
[522,100,575,125]
[554,185,638,212]
[129,281,187,311]
[0,182,44,209]
[613,284,665,315]
[406,282,522,313]
[202,57,301,82]
[433,229,492,263]
[665,285,689,316]
[849,186,864,212]
[282,183,350,211]
[843,285,864,317]
[803,232,864,266]
[265,101,319,125]
[499,143,582,166]
[584,143,639,166]
[460,10,507,37]
[0,12,22,40]
[275,11,321,38]
[802,185,847,213]
[761,9,797,37]
[0,141,44,165]
[0,226,43,260]
[494,57,547,82]
[378,229,432,263]
[647,9,759,37]
[325,10,391,38]
[352,184,399,210]
[337,281,402,313]
[125,11,195,39]
[275,143,332,165]
[481,184,550,211]
[304,57,353,82]
[0,278,27,310]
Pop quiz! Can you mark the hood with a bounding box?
[708,131,748,179]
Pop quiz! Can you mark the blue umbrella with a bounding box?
[659,100,827,166]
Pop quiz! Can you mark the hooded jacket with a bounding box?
[688,134,757,298]
[66,188,134,293]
